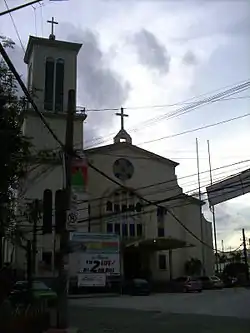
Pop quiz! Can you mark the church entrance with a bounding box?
[123,247,151,280]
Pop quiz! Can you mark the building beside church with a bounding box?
[83,112,214,281]
[13,18,214,282]
[15,20,88,276]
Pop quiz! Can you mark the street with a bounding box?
[69,288,250,332]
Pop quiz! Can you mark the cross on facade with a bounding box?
[47,17,58,40]
[116,107,128,131]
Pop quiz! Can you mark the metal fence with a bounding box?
[0,299,50,333]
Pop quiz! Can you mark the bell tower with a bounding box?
[113,107,132,144]
[23,17,86,152]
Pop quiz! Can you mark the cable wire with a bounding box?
[3,0,25,53]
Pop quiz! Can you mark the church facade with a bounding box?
[84,129,214,281]
[13,19,214,282]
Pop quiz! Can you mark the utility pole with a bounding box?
[28,199,41,275]
[196,138,205,275]
[207,140,219,273]
[242,228,249,283]
[26,240,32,298]
[57,89,75,329]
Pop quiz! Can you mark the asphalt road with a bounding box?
[69,289,250,333]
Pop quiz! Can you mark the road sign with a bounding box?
[67,209,78,225]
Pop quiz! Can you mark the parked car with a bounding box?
[168,276,202,293]
[122,278,150,296]
[9,280,57,305]
[222,276,238,288]
[199,276,224,289]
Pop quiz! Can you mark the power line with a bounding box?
[0,0,42,17]
[3,0,25,53]
[84,82,250,147]
[0,42,64,148]
[83,78,250,112]
[83,95,250,113]
[75,164,250,214]
[76,158,250,206]
[137,111,250,146]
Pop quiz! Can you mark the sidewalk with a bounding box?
[68,293,120,299]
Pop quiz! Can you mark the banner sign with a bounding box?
[78,273,106,287]
[71,153,88,192]
[69,232,120,275]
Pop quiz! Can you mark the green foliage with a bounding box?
[0,36,31,234]
[184,257,202,276]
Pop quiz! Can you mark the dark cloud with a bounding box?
[57,24,131,144]
[132,29,170,73]
[182,50,197,66]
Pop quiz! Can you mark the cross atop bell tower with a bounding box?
[47,17,58,40]
[115,107,128,131]
[114,107,132,144]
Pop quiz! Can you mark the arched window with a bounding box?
[135,202,142,212]
[106,201,113,212]
[55,58,64,112]
[44,57,55,111]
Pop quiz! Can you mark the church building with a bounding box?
[14,17,214,282]
[16,18,88,276]
[84,109,214,281]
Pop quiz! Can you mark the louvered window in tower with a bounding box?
[55,58,64,112]
[44,57,55,111]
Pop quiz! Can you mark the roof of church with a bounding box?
[24,36,82,64]
[85,142,179,167]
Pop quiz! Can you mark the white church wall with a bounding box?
[23,113,83,152]
[86,146,181,235]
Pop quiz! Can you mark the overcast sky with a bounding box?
[1,0,250,250]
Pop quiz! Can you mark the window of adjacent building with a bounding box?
[114,223,120,235]
[44,57,55,111]
[122,224,128,237]
[55,58,64,112]
[121,204,127,212]
[107,223,113,233]
[42,251,52,270]
[137,223,142,237]
[158,227,165,237]
[158,254,167,270]
[114,204,120,213]
[129,223,135,237]
[128,204,135,212]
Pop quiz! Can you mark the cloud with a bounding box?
[132,29,170,73]
[182,50,197,66]
[58,24,131,143]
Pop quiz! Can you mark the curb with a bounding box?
[68,293,120,299]
[44,328,82,333]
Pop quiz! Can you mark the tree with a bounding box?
[229,251,242,263]
[0,36,31,267]
[184,257,202,276]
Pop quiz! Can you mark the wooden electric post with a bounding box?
[57,89,75,329]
